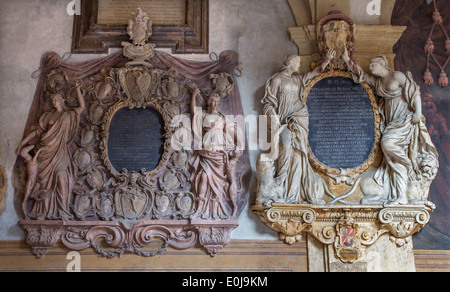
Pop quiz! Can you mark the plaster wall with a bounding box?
[0,0,298,241]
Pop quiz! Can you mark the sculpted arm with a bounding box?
[317,49,336,74]
[16,130,38,156]
[341,46,376,86]
[302,49,336,87]
[262,77,281,125]
[191,86,201,115]
[74,80,86,115]
[412,95,422,124]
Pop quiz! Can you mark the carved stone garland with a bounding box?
[18,8,244,258]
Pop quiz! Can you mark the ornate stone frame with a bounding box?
[72,0,209,54]
[302,70,382,180]
[100,100,174,178]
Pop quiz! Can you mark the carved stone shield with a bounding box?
[340,226,355,247]
[119,67,155,104]
[115,187,153,220]
[335,220,361,263]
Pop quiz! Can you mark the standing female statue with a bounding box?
[16,80,86,220]
[190,87,243,219]
[260,50,334,204]
[342,48,439,205]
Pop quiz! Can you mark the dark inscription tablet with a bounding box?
[108,107,165,172]
[306,76,375,169]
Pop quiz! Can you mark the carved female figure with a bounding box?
[190,88,242,219]
[261,52,334,205]
[343,51,439,205]
[16,80,86,220]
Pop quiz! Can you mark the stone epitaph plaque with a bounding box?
[108,107,165,173]
[98,0,187,25]
[305,73,377,171]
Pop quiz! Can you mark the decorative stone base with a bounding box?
[19,220,238,258]
[251,204,432,270]
[308,233,416,272]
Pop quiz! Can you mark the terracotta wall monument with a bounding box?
[15,8,250,258]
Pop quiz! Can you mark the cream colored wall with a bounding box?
[0,0,297,241]
[288,0,396,26]
[0,0,74,240]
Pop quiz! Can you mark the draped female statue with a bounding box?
[16,80,86,220]
[258,50,334,205]
[342,49,439,205]
[190,87,243,219]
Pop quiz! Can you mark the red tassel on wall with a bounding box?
[424,69,435,85]
[425,39,435,54]
[432,9,443,24]
[438,71,449,87]
[423,0,449,88]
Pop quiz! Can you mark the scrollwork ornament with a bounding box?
[316,226,337,245]
[379,209,394,224]
[416,211,431,225]
[61,227,91,251]
[302,209,316,224]
[379,207,432,247]
[266,208,282,222]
